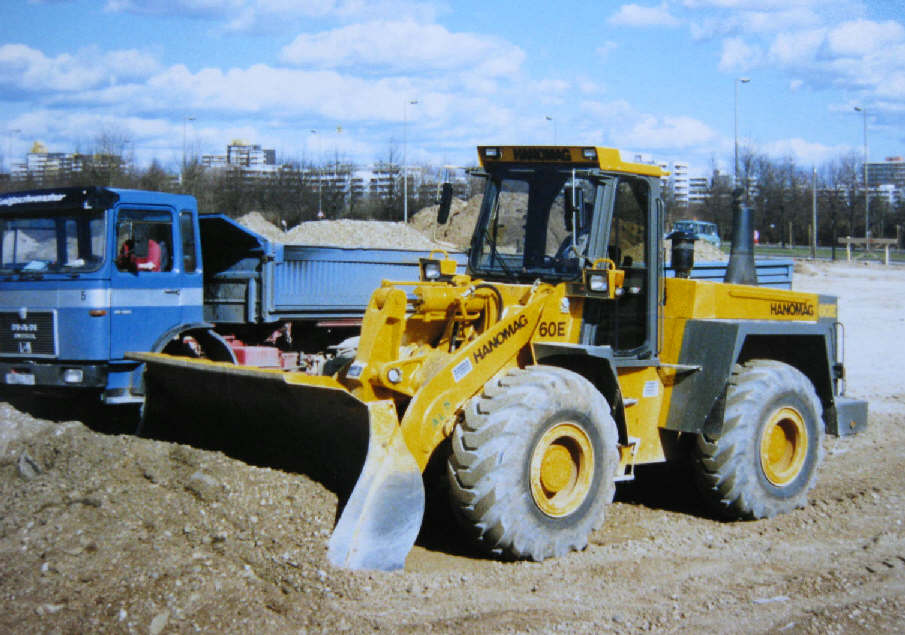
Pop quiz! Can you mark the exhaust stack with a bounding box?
[723,190,758,285]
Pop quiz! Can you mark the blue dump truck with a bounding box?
[0,186,468,405]
[0,186,792,408]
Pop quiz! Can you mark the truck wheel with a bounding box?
[694,360,824,519]
[447,366,618,561]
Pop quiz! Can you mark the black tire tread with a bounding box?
[694,359,824,519]
[447,365,618,561]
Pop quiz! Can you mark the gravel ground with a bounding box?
[1,259,903,633]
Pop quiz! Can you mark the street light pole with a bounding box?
[5,128,21,175]
[403,99,418,223]
[182,116,195,172]
[311,129,323,218]
[854,106,869,246]
[545,115,557,145]
[734,77,750,193]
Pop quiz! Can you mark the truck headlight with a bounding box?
[62,368,84,384]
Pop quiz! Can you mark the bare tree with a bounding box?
[88,126,134,186]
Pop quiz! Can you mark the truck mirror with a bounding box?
[437,183,453,225]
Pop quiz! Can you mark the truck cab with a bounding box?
[0,187,203,403]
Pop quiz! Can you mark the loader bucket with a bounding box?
[129,353,425,571]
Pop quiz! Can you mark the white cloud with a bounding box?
[758,19,905,102]
[824,19,905,58]
[619,114,718,150]
[683,0,816,9]
[105,0,443,33]
[280,20,524,76]
[0,44,161,96]
[768,28,825,66]
[760,137,851,166]
[579,100,716,152]
[689,7,821,40]
[718,37,763,71]
[608,3,680,28]
[105,0,246,18]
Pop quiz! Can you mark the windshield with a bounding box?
[470,168,598,281]
[1,210,106,274]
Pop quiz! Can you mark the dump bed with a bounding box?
[199,215,467,324]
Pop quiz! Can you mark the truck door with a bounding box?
[582,176,659,359]
[109,207,183,360]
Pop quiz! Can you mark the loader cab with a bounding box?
[471,146,665,360]
[469,165,598,282]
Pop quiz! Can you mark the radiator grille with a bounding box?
[0,311,56,357]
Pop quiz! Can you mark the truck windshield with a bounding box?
[0,211,106,274]
[470,167,597,282]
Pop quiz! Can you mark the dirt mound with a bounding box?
[410,196,483,250]
[665,238,728,263]
[0,398,357,633]
[236,212,440,250]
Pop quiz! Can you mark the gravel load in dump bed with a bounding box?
[236,211,441,250]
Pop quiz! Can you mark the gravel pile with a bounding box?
[236,212,441,250]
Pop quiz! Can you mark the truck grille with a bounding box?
[0,311,56,357]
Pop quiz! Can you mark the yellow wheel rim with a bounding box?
[530,422,594,517]
[760,406,808,486]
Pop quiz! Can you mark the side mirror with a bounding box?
[437,183,453,225]
[564,187,584,230]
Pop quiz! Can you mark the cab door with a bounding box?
[109,206,184,360]
[582,175,660,359]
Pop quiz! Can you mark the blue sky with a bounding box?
[1,0,903,177]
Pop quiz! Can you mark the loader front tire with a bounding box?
[693,360,824,519]
[447,366,618,561]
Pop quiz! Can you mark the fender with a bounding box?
[149,322,237,363]
[533,341,628,443]
[665,319,837,437]
[129,322,237,399]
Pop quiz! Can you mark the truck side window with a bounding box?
[609,178,649,267]
[115,210,173,273]
[179,211,196,272]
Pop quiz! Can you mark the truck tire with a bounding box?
[694,359,825,519]
[447,365,618,561]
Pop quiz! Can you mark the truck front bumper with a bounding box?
[0,360,107,390]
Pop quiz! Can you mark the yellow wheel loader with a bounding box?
[131,146,867,570]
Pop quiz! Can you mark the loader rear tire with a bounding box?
[447,366,618,561]
[693,360,824,519]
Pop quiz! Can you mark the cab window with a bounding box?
[179,210,196,273]
[115,210,173,273]
[608,178,649,267]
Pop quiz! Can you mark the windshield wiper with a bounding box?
[482,228,519,281]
